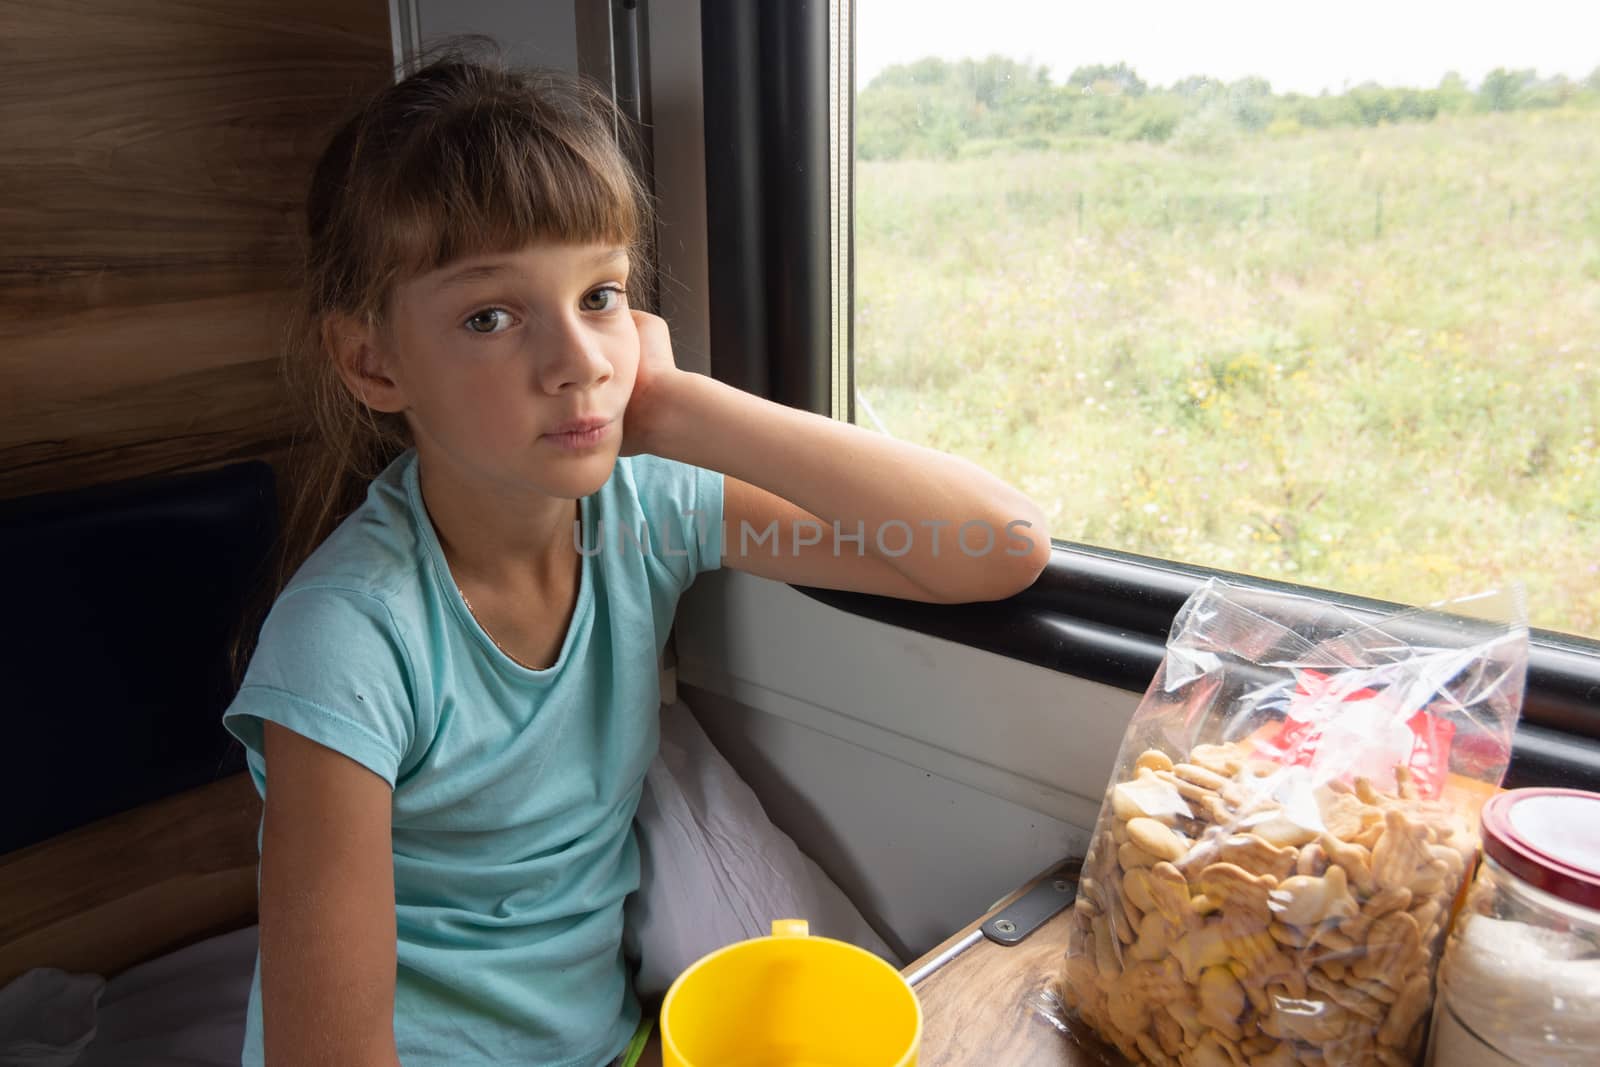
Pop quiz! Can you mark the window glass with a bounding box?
[852,0,1600,639]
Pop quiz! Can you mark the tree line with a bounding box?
[858,58,1600,159]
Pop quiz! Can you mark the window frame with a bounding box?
[696,0,1600,789]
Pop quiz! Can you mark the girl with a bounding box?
[223,46,1050,1067]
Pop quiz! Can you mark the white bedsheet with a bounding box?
[624,700,898,995]
[0,967,103,1067]
[76,925,257,1067]
[0,923,256,1067]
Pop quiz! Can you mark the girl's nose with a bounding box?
[536,316,612,394]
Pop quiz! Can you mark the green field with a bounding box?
[856,109,1600,639]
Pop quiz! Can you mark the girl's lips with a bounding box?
[542,421,614,452]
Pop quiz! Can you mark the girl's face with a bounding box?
[381,241,639,501]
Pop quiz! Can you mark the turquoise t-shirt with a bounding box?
[222,448,723,1067]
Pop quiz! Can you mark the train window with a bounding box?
[848,1,1600,642]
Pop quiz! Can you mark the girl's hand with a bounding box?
[619,310,683,457]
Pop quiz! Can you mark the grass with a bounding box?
[856,109,1600,639]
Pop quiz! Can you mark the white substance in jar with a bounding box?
[1430,912,1600,1066]
[1427,790,1600,1067]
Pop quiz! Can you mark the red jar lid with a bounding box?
[1480,788,1600,912]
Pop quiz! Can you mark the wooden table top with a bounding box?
[902,862,1127,1066]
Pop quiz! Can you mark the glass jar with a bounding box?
[1427,788,1600,1066]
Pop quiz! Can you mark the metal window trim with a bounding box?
[829,0,855,424]
[388,0,422,77]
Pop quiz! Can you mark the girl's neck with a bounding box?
[413,450,580,589]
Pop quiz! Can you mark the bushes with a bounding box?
[857,60,1600,161]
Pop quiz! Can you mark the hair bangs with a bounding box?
[377,95,641,291]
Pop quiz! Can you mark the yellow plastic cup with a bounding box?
[659,919,921,1067]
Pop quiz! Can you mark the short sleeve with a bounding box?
[222,585,416,790]
[629,455,724,597]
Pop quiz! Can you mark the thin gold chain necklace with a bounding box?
[457,586,543,672]
[451,501,582,673]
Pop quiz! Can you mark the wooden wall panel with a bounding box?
[0,0,393,499]
[0,772,263,985]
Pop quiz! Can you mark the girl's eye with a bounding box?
[464,308,514,334]
[581,286,627,313]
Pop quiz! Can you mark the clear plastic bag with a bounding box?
[1058,580,1528,1067]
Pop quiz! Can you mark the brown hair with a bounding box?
[230,38,654,684]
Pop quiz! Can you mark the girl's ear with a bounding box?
[324,312,407,413]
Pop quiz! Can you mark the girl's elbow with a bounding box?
[945,531,1051,604]
[996,534,1052,598]
[1004,512,1052,587]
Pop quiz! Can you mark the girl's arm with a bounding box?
[259,723,403,1067]
[626,314,1052,604]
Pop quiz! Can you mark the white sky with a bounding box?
[856,1,1600,95]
